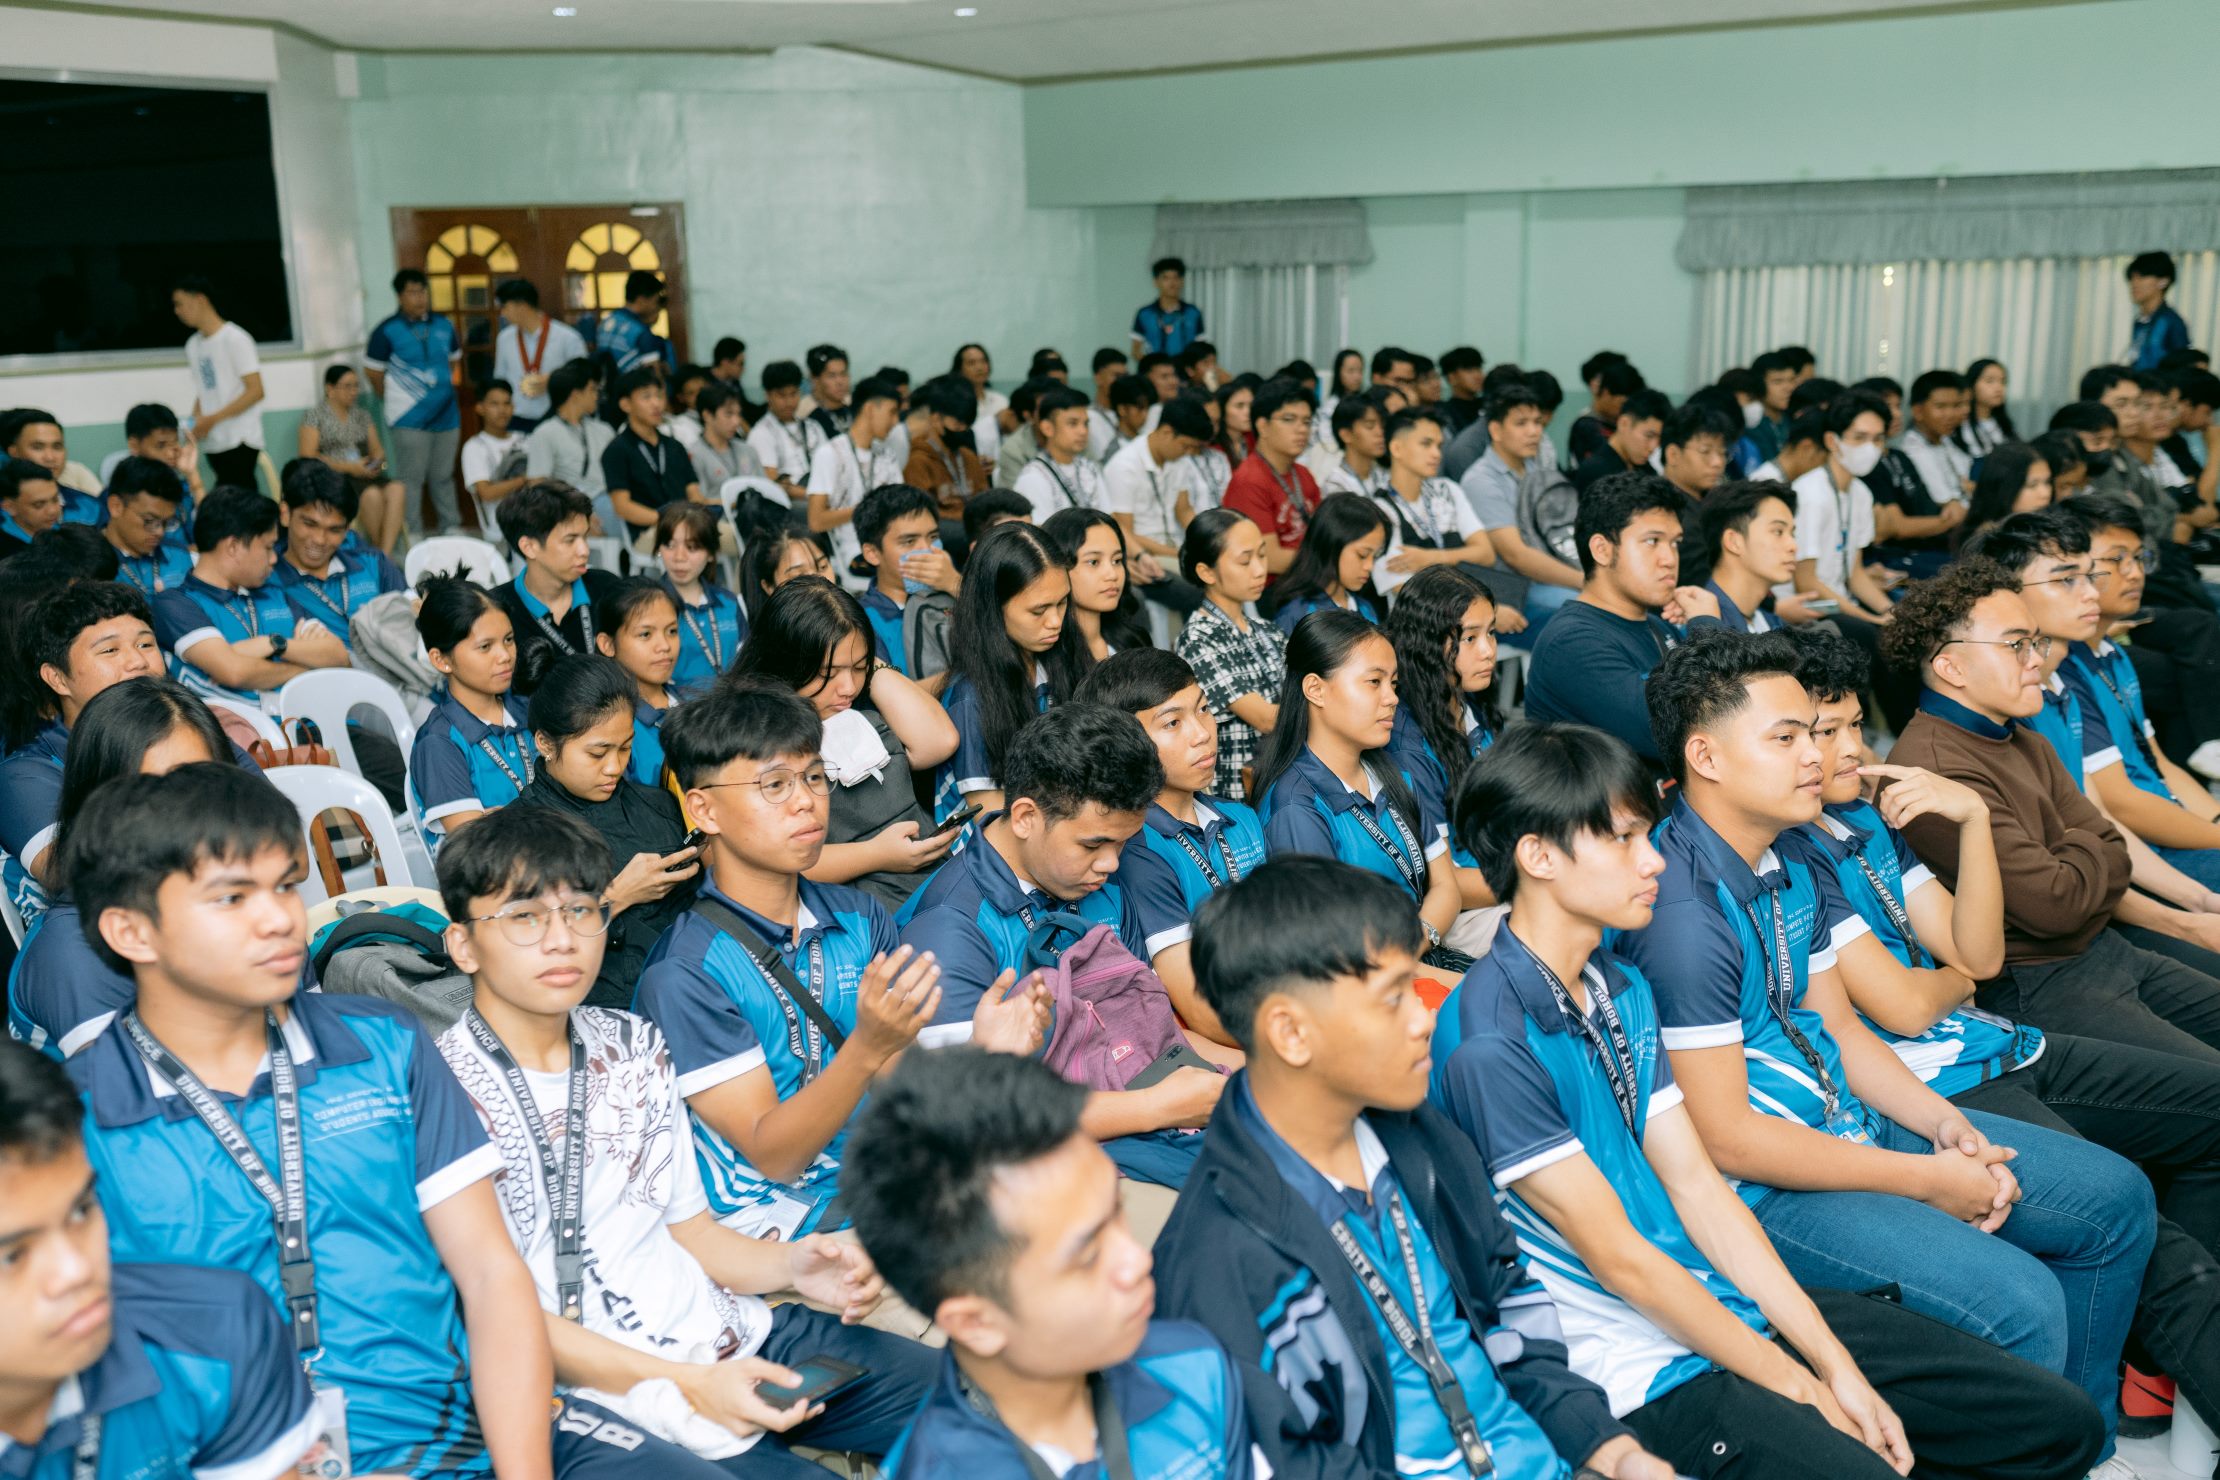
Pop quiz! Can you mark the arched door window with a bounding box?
[566,222,669,340]
[424,223,519,389]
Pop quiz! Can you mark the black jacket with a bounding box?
[1152,1076,1629,1479]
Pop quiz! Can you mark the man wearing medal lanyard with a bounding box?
[61,765,584,1478]
[494,278,587,434]
[1621,632,2156,1455]
[0,1039,324,1480]
[1433,724,2107,1480]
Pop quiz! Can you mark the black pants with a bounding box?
[2127,605,2220,761]
[1140,574,1206,616]
[205,443,261,492]
[1978,925,2220,1067]
[1955,1032,2220,1435]
[1622,1286,2100,1479]
[2116,918,2220,986]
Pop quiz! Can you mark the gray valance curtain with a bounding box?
[1150,199,1373,270]
[1677,169,2220,272]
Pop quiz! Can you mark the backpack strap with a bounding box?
[312,911,452,979]
[690,896,847,1051]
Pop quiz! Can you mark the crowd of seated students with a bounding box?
[5,246,2220,1480]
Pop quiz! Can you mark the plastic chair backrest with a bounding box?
[262,764,422,902]
[202,695,287,748]
[405,535,511,588]
[277,669,419,786]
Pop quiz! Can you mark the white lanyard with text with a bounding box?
[1515,935,1640,1137]
[462,1009,590,1321]
[475,724,535,793]
[1030,455,1088,511]
[123,1009,320,1358]
[1745,889,1845,1128]
[70,1413,100,1480]
[1346,789,1425,896]
[1328,1195,1495,1477]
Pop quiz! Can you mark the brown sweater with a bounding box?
[1887,708,2130,965]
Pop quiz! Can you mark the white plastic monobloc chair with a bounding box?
[202,694,287,748]
[405,535,510,588]
[278,668,419,783]
[262,764,423,905]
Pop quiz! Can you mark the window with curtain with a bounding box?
[1680,169,2220,421]
[1150,200,1370,376]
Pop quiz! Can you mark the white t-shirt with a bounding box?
[1013,454,1108,517]
[461,430,524,494]
[493,317,588,422]
[1373,479,1483,595]
[436,1009,774,1421]
[807,435,900,581]
[1086,407,1127,464]
[1318,461,1391,499]
[1103,436,1194,553]
[1786,465,1876,598]
[749,415,825,483]
[1900,428,1968,506]
[184,322,263,452]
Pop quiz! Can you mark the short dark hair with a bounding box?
[1001,704,1163,824]
[494,278,540,308]
[1176,341,1217,374]
[547,359,597,410]
[1107,374,1155,414]
[1575,472,1687,577]
[762,359,804,394]
[1484,383,1542,425]
[527,654,635,745]
[854,483,939,550]
[172,273,216,303]
[2129,251,2177,284]
[807,345,848,379]
[495,479,594,557]
[1249,377,1310,428]
[713,336,746,363]
[11,525,115,584]
[2078,365,2137,402]
[1700,479,1797,563]
[1091,347,1129,374]
[1660,400,1735,453]
[624,269,665,303]
[1595,360,1647,398]
[109,456,185,507]
[1909,369,1967,406]
[1073,646,1198,715]
[67,764,304,973]
[191,483,279,553]
[1151,256,1186,276]
[614,366,663,405]
[873,366,909,392]
[1779,345,1819,372]
[1371,346,1415,379]
[1853,375,1904,401]
[478,377,515,402]
[1878,557,2018,674]
[1618,388,1672,427]
[1824,390,1891,440]
[124,403,180,440]
[663,678,822,789]
[29,581,153,686]
[852,375,901,411]
[1752,350,1791,378]
[1781,407,1829,451]
[1455,724,1656,902]
[1784,625,1869,704]
[1031,385,1089,422]
[1786,378,1843,417]
[845,1046,1089,1313]
[0,1039,83,1164]
[2057,491,2147,543]
[279,457,357,522]
[0,457,57,506]
[1524,370,1564,413]
[1964,506,2089,575]
[1643,629,1806,785]
[435,790,611,921]
[1440,345,1484,376]
[962,488,1032,544]
[2049,400,2119,436]
[2174,369,2220,410]
[923,376,980,425]
[1715,367,1763,401]
[1190,858,1423,1053]
[1135,352,1174,378]
[392,267,429,293]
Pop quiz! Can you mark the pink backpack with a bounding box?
[1036,923,1196,1092]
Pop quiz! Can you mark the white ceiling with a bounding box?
[29,0,2084,81]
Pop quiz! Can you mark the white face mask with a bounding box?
[1742,399,1765,430]
[1837,440,1883,478]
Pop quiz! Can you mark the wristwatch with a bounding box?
[268,634,289,660]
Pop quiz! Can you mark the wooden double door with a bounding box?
[387,202,691,456]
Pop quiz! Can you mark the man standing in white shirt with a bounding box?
[462,379,529,521]
[171,274,264,492]
[1011,386,1106,516]
[748,360,826,502]
[493,279,587,433]
[807,376,902,585]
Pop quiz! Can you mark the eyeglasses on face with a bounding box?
[697,766,833,806]
[1934,633,2054,666]
[465,899,612,946]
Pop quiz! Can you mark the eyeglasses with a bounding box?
[2020,567,2095,592]
[465,899,612,946]
[1937,634,2054,665]
[2092,551,2148,576]
[697,766,833,805]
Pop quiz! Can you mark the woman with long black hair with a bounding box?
[1271,492,1390,633]
[1173,509,1283,800]
[1253,609,1462,951]
[1040,506,1154,659]
[1954,443,2054,551]
[729,576,960,907]
[1957,358,2019,459]
[936,521,1088,815]
[1383,566,1504,915]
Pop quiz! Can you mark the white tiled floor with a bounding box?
[2124,1429,2205,1478]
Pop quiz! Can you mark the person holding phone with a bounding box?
[433,803,942,1474]
[730,576,963,910]
[515,654,701,1007]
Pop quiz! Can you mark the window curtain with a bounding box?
[1698,251,2220,423]
[1153,200,1370,376]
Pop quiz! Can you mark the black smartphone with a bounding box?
[924,801,984,838]
[755,1357,868,1409]
[679,828,707,853]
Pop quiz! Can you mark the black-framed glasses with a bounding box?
[465,899,612,946]
[697,767,833,805]
[1936,634,2054,665]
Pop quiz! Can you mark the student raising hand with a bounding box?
[972,967,1053,1054]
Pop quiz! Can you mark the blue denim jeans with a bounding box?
[1750,1108,2154,1451]
[1517,581,1580,644]
[2155,841,2220,892]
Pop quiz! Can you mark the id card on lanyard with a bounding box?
[1746,890,1858,1137]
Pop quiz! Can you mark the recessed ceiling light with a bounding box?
[954,6,977,15]
[552,6,576,14]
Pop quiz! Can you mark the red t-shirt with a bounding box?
[1222,456,1321,563]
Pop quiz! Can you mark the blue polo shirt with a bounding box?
[9,902,135,1060]
[598,307,675,373]
[1260,747,1446,902]
[860,588,910,676]
[0,1262,318,1480]
[408,690,536,835]
[1704,580,1777,635]
[0,720,69,930]
[1383,703,1493,863]
[1131,301,1205,358]
[1431,926,1767,1418]
[149,575,306,708]
[1272,590,1382,635]
[2062,640,2167,801]
[665,579,745,694]
[630,696,670,786]
[1785,802,2044,1097]
[1618,799,1881,1205]
[505,571,598,658]
[70,992,505,1477]
[2025,672,2094,791]
[114,540,195,600]
[57,485,106,528]
[2130,303,2192,372]
[635,880,895,1238]
[1118,797,1267,961]
[267,549,406,647]
[1235,1079,1570,1480]
[364,311,460,432]
[934,674,1050,818]
[882,1322,1257,1480]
